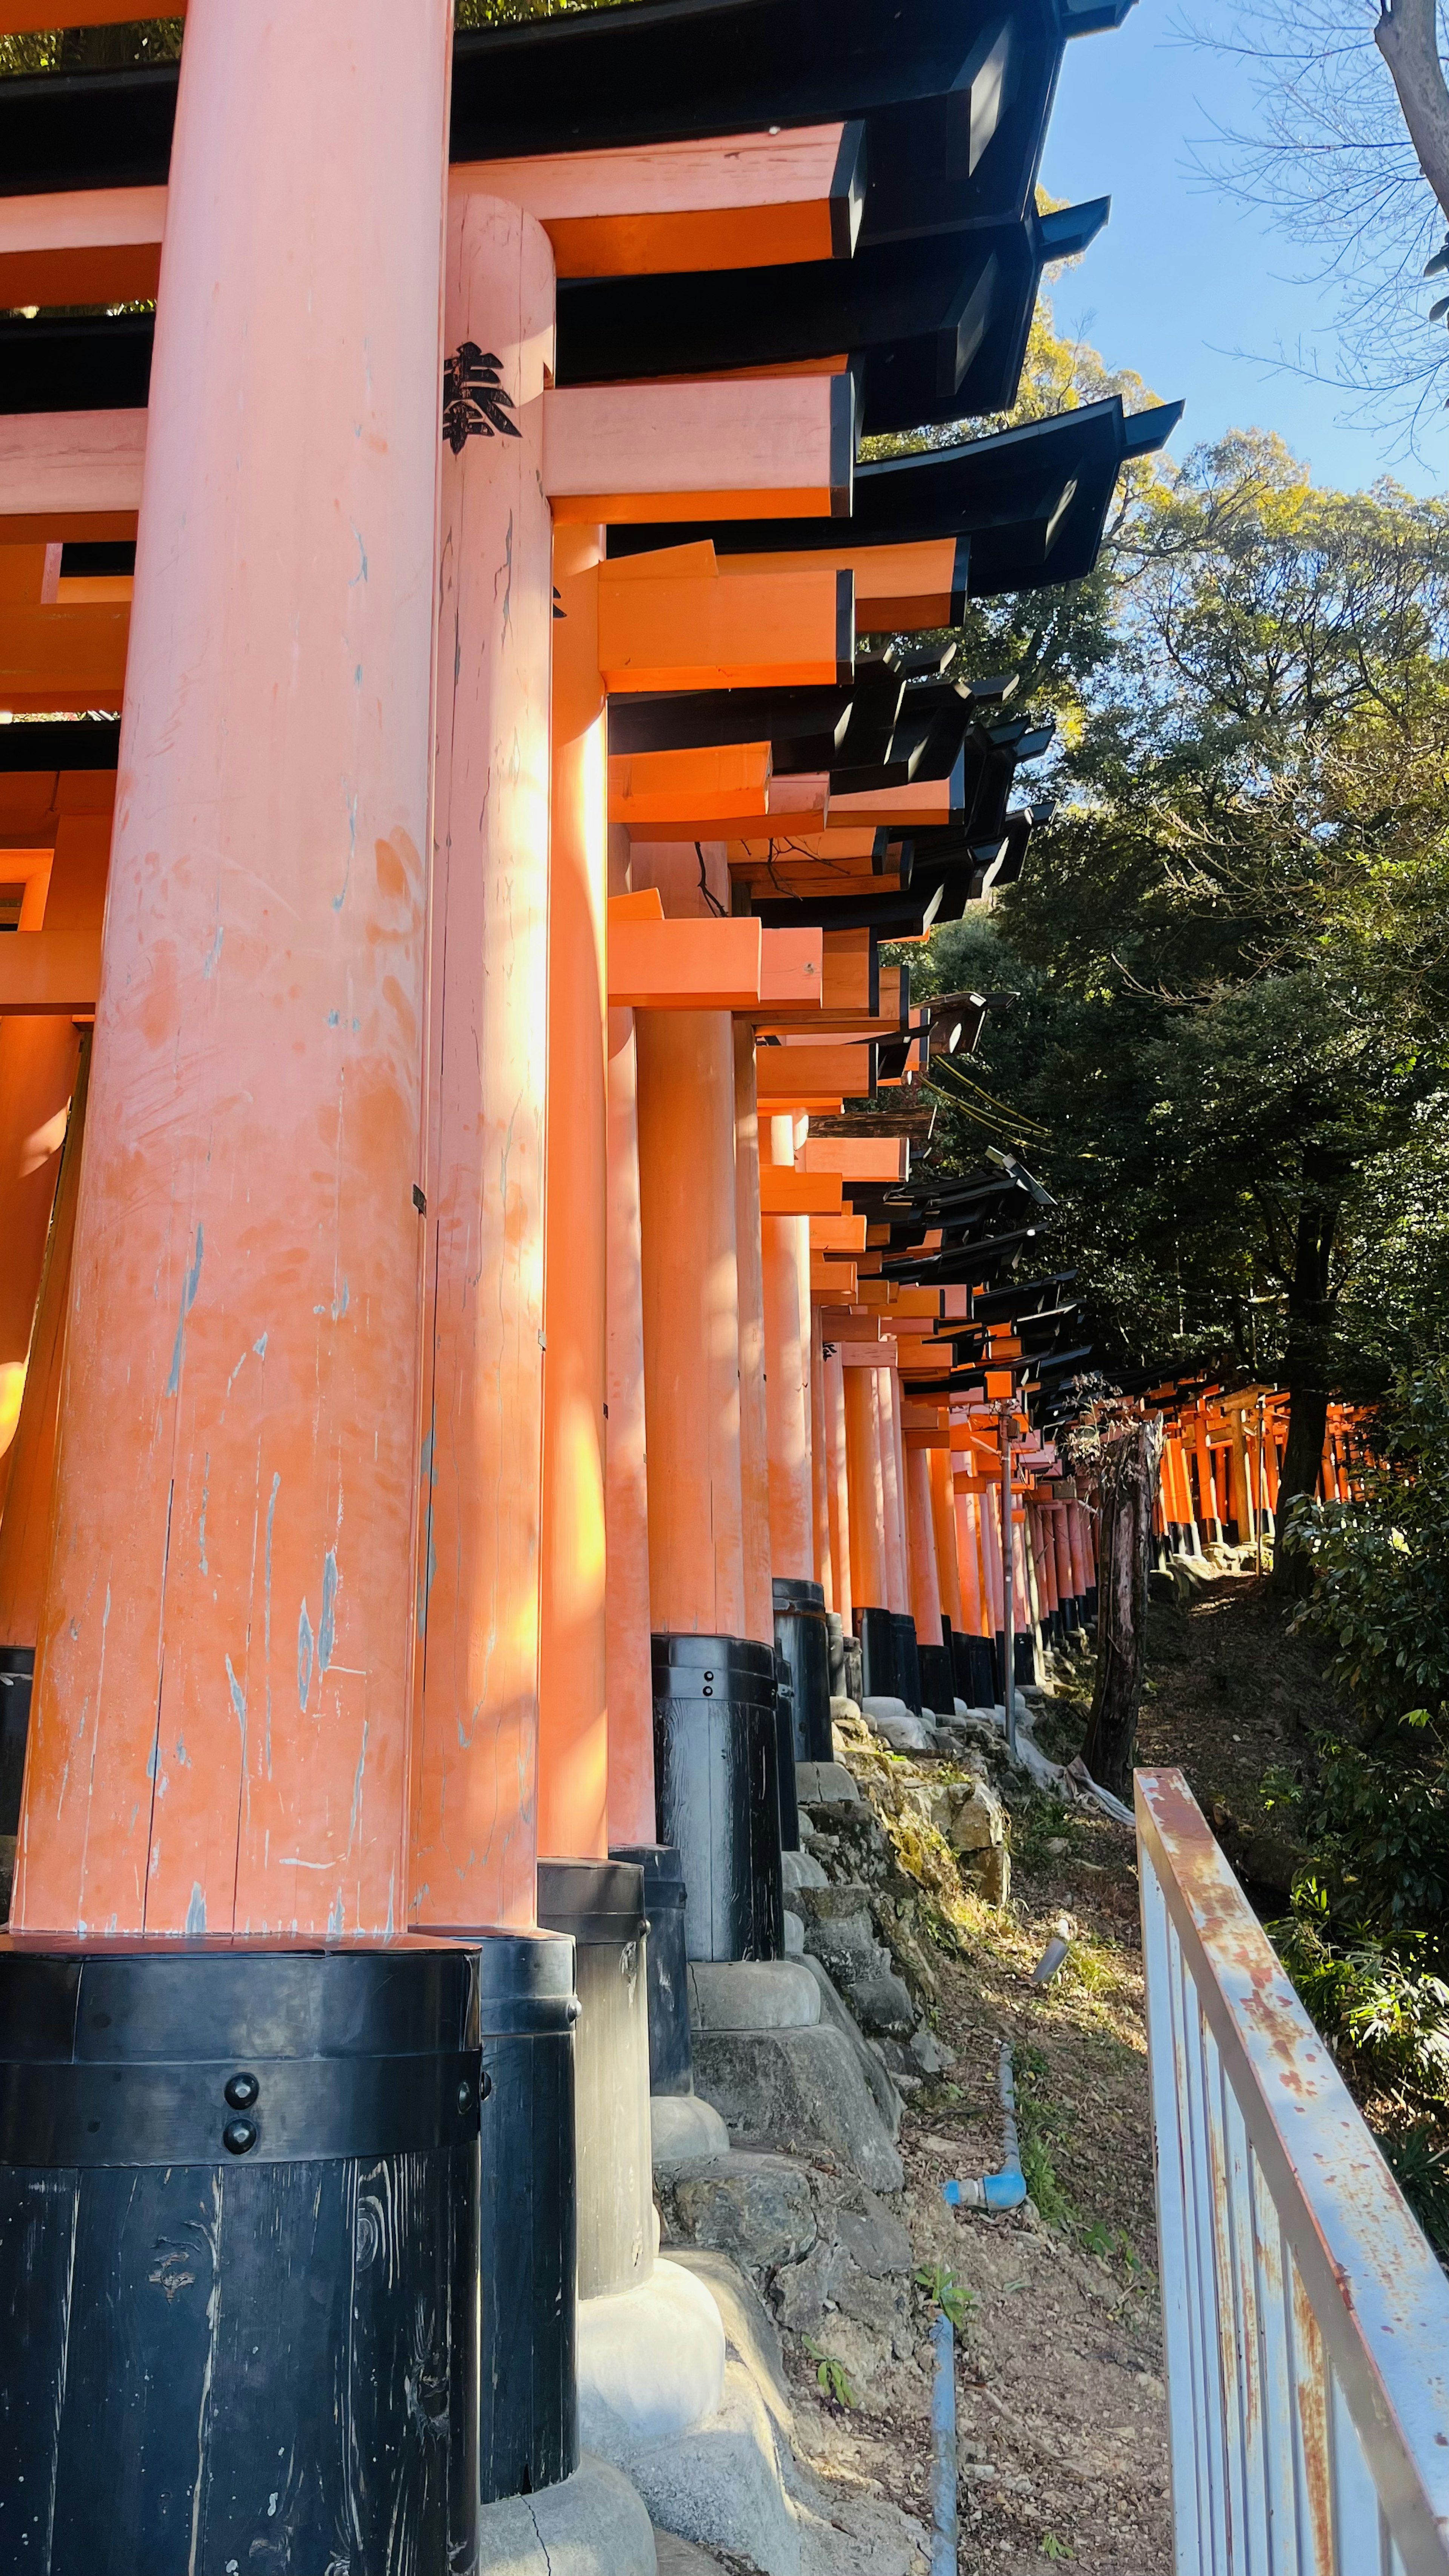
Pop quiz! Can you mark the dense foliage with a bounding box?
[904,378,1449,1538]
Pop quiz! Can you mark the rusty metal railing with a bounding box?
[1136,1769,1449,2576]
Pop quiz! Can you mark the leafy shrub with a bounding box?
[1271,1883,1449,2097]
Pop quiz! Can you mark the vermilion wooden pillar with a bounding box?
[878,1368,910,1617]
[824,1344,853,1629]
[411,195,555,1932]
[810,1306,832,1603]
[605,988,655,1848]
[843,1364,886,1613]
[904,1441,943,1646]
[929,1443,965,1639]
[15,0,450,1941]
[734,1029,775,1646]
[0,15,495,2559]
[761,1114,814,1582]
[635,1009,747,1636]
[538,521,610,1863]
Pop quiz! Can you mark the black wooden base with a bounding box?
[610,1842,692,2098]
[652,1633,784,1965]
[773,1576,833,1764]
[0,1938,483,2572]
[537,1859,653,2303]
[473,1929,580,2505]
[917,1641,955,1716]
[854,1603,896,1699]
[891,1612,923,1713]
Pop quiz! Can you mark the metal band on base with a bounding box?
[652,1633,784,1966]
[0,1939,481,2574]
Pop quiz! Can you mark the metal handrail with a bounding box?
[1136,1767,1449,2576]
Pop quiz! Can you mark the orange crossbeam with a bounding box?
[0,411,145,544]
[0,128,860,306]
[546,374,852,524]
[607,909,762,1010]
[598,542,852,693]
[724,538,963,634]
[0,603,129,712]
[0,927,101,1014]
[759,1166,842,1215]
[609,741,772,828]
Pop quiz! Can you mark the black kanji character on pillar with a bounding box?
[442,342,522,451]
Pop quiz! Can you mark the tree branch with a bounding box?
[1375,0,1449,228]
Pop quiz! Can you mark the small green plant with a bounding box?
[1040,2535,1075,2561]
[914,2262,977,2333]
[801,2336,858,2410]
[1378,2120,1449,2256]
[1271,1882,1449,2096]
[1012,2044,1080,2230]
[1080,2219,1116,2258]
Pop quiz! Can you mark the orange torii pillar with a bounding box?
[762,1112,834,1771]
[634,853,783,1972]
[843,1358,894,1698]
[878,1363,924,1712]
[408,198,590,2513]
[2,5,487,2561]
[541,621,728,2414]
[904,1426,953,1716]
[736,1029,804,1855]
[1050,1492,1079,1638]
[824,1339,854,1644]
[952,1474,997,1708]
[929,1437,966,1706]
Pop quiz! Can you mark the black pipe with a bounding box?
[610,1842,692,2098]
[652,1633,783,1964]
[0,1941,487,2568]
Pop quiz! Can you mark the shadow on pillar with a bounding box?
[0,1942,484,2572]
[652,1633,783,1965]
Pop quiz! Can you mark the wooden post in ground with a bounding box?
[1082,1416,1165,1798]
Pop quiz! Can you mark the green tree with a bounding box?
[909,430,1449,1572]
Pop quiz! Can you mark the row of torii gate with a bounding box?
[0,2,1172,2567]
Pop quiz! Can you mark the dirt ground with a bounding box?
[779,1570,1337,2574]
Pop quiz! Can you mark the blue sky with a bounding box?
[1039,0,1449,495]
